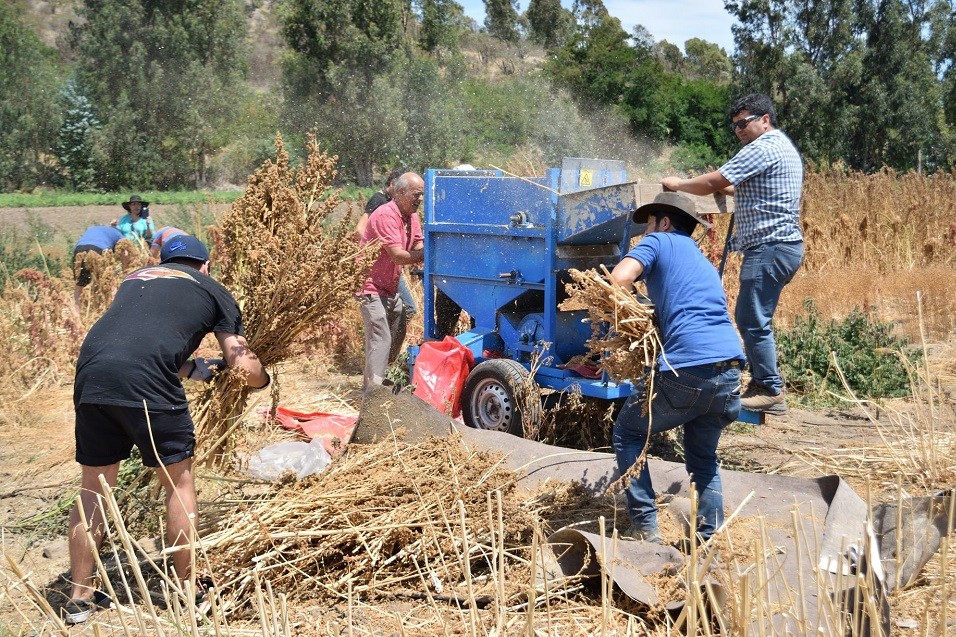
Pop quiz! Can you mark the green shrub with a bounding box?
[0,226,65,281]
[778,299,917,404]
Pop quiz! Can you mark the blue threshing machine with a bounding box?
[408,158,762,435]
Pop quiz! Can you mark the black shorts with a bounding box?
[75,403,195,467]
[73,244,105,287]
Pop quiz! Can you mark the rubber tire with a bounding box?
[461,359,532,436]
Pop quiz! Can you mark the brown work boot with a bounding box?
[740,382,788,414]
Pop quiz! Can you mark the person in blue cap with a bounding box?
[72,225,124,306]
[64,235,269,624]
[149,225,190,260]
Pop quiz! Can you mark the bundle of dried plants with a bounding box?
[75,238,151,318]
[563,266,662,385]
[192,133,374,461]
[0,269,84,399]
[200,435,537,614]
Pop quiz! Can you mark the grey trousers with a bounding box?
[359,293,407,389]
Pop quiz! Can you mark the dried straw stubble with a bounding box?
[193,133,376,458]
[201,435,536,615]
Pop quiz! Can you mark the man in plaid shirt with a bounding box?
[661,93,803,414]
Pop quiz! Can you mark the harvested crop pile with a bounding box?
[563,267,661,386]
[192,133,374,460]
[201,435,537,614]
[75,238,150,315]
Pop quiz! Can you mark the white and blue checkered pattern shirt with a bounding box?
[719,129,804,251]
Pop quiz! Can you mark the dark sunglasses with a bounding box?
[731,114,760,131]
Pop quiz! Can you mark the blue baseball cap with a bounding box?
[160,235,210,264]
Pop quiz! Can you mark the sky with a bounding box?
[458,0,737,53]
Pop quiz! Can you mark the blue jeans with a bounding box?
[398,274,418,317]
[735,241,803,394]
[613,363,741,539]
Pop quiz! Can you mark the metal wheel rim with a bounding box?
[469,378,515,432]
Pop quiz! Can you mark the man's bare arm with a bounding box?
[610,257,645,289]
[385,241,424,265]
[661,171,733,196]
[215,333,269,388]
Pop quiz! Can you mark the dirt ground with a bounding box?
[0,204,952,633]
[1,204,234,238]
[0,353,918,634]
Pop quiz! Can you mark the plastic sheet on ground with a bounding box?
[453,426,954,635]
[273,407,358,457]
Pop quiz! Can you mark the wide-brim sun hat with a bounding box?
[633,191,712,229]
[122,194,149,211]
[160,235,210,264]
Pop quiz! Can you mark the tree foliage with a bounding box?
[418,0,465,53]
[726,0,955,171]
[280,0,469,185]
[71,0,249,190]
[0,3,64,190]
[484,0,520,42]
[525,0,574,49]
[546,1,733,163]
[55,78,100,191]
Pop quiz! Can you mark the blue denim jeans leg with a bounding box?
[612,364,741,539]
[735,241,803,394]
[398,274,418,318]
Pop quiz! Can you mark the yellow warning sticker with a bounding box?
[579,169,593,187]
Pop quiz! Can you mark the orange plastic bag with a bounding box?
[273,407,358,456]
[412,336,475,417]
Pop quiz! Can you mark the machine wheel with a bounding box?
[461,359,532,436]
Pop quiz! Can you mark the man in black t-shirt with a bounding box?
[64,236,269,625]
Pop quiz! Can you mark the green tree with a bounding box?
[726,0,954,171]
[484,0,520,42]
[55,78,100,191]
[72,0,249,189]
[654,40,684,73]
[683,38,732,82]
[0,3,64,190]
[418,0,464,53]
[852,0,947,171]
[525,0,574,49]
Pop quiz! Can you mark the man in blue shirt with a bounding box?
[610,192,744,545]
[72,225,124,306]
[661,93,803,414]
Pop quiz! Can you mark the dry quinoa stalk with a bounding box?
[192,133,375,461]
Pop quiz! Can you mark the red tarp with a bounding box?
[273,407,358,456]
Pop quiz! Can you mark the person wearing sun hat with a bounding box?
[111,194,155,242]
[609,191,744,549]
[65,234,269,624]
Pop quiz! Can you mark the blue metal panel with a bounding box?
[431,174,555,227]
[736,409,765,425]
[556,182,644,245]
[558,158,628,194]
[431,233,548,283]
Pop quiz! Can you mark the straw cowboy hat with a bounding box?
[632,191,712,229]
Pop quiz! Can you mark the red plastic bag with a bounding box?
[412,336,475,417]
[273,407,358,456]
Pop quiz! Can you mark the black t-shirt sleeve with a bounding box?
[207,278,244,336]
[365,192,389,214]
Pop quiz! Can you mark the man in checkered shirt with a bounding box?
[661,93,803,414]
